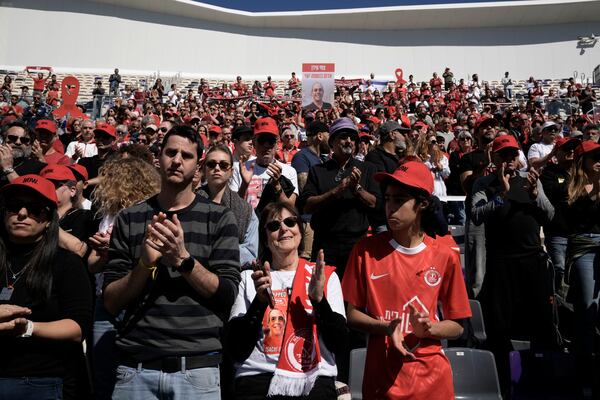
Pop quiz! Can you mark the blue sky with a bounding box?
[196,0,516,12]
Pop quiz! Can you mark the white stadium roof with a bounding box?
[90,0,600,29]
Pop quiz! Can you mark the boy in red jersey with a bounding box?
[342,161,471,399]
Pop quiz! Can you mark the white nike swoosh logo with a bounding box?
[370,273,389,280]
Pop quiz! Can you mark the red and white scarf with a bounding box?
[265,259,334,397]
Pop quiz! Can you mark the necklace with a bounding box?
[6,263,28,285]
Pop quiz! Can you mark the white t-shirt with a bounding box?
[65,141,98,159]
[229,159,299,209]
[229,268,346,378]
[527,142,554,162]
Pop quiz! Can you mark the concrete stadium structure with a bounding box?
[1,0,600,82]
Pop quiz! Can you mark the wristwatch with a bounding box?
[177,256,195,273]
[20,320,34,337]
[2,167,15,176]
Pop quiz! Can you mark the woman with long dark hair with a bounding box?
[566,140,600,398]
[228,203,347,399]
[0,175,92,399]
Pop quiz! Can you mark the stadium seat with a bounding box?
[509,349,578,399]
[469,299,487,343]
[446,347,502,399]
[348,348,367,400]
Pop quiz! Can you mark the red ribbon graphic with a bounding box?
[395,68,407,86]
[53,76,85,119]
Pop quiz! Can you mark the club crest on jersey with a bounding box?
[424,266,442,287]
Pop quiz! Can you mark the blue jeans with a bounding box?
[545,235,568,292]
[568,233,600,378]
[111,365,220,400]
[93,298,119,400]
[465,219,486,298]
[0,377,62,399]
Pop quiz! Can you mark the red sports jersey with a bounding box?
[342,232,471,400]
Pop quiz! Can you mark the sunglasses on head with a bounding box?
[265,216,298,232]
[5,135,31,145]
[205,160,231,170]
[3,199,49,218]
[256,137,276,146]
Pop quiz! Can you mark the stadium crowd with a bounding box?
[0,67,598,400]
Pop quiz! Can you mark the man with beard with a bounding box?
[471,135,556,392]
[365,119,409,232]
[459,115,498,297]
[78,122,116,201]
[292,120,330,258]
[0,120,46,187]
[303,82,332,112]
[300,117,378,277]
[230,117,298,212]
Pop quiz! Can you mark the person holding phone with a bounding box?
[228,203,348,399]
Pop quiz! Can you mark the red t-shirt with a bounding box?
[342,233,471,400]
[33,77,46,92]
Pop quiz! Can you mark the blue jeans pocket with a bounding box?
[115,366,138,386]
[183,368,219,391]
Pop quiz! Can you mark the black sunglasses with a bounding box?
[159,127,169,133]
[3,199,49,217]
[205,160,231,170]
[265,216,298,232]
[5,135,31,145]
[256,137,276,146]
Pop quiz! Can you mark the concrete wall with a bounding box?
[1,0,600,82]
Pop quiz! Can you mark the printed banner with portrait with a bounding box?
[302,63,335,112]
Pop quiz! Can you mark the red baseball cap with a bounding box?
[35,119,57,135]
[254,117,279,137]
[554,137,580,151]
[492,135,520,153]
[40,165,77,182]
[94,122,116,138]
[475,115,498,130]
[208,125,222,134]
[0,174,58,206]
[367,116,381,125]
[67,164,89,181]
[184,115,201,124]
[374,161,434,195]
[575,140,600,159]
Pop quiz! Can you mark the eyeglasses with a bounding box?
[205,160,231,170]
[5,135,31,145]
[282,135,295,140]
[265,216,298,232]
[3,199,49,218]
[159,127,169,133]
[256,137,276,146]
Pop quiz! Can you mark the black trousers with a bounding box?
[478,252,558,392]
[234,373,336,400]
